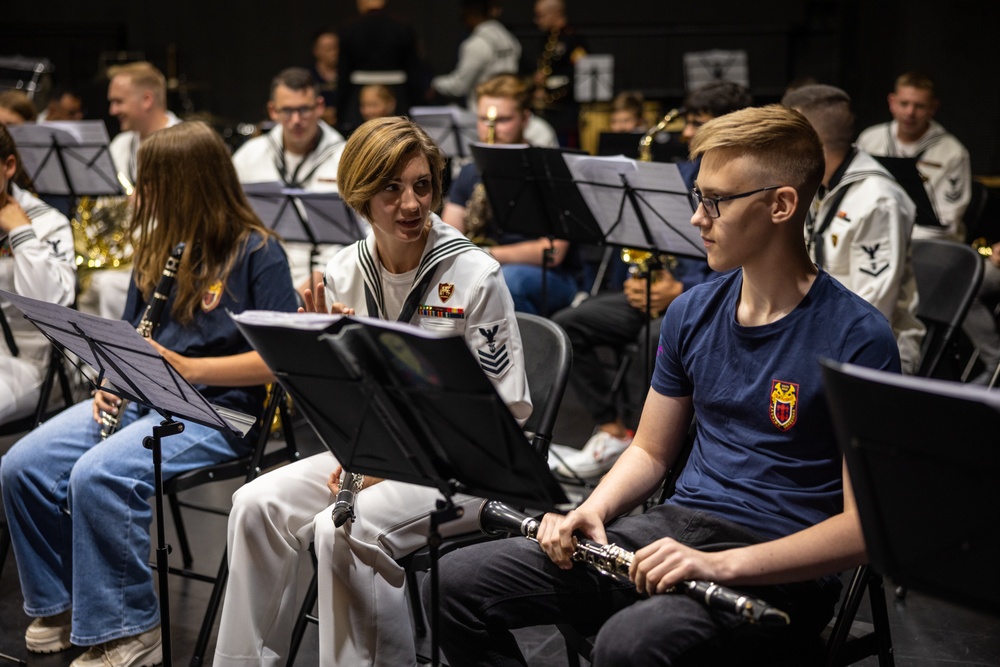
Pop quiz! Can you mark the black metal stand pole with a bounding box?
[428,499,464,667]
[144,418,185,667]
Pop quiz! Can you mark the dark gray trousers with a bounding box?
[429,504,839,666]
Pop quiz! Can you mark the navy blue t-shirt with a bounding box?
[123,232,297,418]
[652,270,900,540]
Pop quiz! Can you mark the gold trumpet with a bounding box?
[484,104,498,144]
[464,105,500,245]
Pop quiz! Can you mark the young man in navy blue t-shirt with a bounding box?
[432,105,901,666]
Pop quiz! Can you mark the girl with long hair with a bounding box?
[1,121,298,667]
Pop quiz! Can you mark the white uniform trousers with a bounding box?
[214,451,481,667]
[0,355,44,424]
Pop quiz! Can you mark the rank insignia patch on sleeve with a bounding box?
[476,320,510,379]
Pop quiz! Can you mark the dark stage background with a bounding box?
[3,0,998,174]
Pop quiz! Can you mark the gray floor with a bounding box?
[3,386,1000,666]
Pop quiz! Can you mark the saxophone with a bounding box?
[479,500,791,627]
[638,107,683,162]
[99,241,185,439]
[619,108,686,301]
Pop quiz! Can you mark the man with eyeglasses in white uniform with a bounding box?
[232,67,347,295]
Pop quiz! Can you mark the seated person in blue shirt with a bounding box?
[443,73,581,315]
[550,80,753,479]
[1,121,298,667]
[431,105,901,666]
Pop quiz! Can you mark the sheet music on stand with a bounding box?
[574,54,614,103]
[8,121,123,196]
[563,153,705,259]
[242,182,365,247]
[0,289,254,437]
[410,105,479,159]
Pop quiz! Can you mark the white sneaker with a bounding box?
[547,443,581,471]
[70,625,162,667]
[555,430,632,478]
[25,609,73,653]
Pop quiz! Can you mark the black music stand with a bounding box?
[821,359,1000,617]
[8,122,123,197]
[574,54,614,103]
[410,105,479,159]
[470,143,605,315]
[0,289,255,667]
[870,155,942,230]
[564,153,702,376]
[243,182,365,276]
[231,310,568,666]
[597,131,688,163]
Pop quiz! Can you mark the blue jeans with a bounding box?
[501,264,580,316]
[1,399,246,645]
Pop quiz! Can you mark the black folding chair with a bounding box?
[911,238,984,380]
[153,384,301,667]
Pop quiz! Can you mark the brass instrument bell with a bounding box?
[973,237,994,258]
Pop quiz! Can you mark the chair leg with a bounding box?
[406,570,427,638]
[169,492,194,568]
[189,550,230,667]
[287,568,319,666]
[824,566,869,666]
[867,574,896,667]
[0,521,10,576]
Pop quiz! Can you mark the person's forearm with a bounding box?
[711,510,866,586]
[184,351,275,387]
[578,442,669,524]
[490,239,567,266]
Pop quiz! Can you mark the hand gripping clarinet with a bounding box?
[479,500,791,627]
[99,241,186,439]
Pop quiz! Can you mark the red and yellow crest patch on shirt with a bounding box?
[201,280,223,312]
[769,379,799,431]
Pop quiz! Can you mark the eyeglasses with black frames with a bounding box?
[691,185,781,219]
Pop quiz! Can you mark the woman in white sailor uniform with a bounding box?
[215,116,530,667]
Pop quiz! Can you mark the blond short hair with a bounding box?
[108,61,167,108]
[475,74,531,112]
[337,116,446,221]
[690,104,824,198]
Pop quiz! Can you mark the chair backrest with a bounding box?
[911,238,984,378]
[821,358,1000,617]
[515,312,572,457]
[963,180,990,244]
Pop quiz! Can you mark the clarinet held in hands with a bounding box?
[99,241,185,439]
[478,500,791,627]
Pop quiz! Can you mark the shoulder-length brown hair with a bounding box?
[130,121,274,324]
[337,116,446,221]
